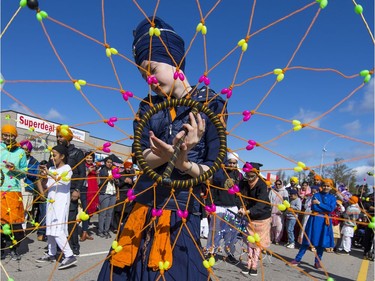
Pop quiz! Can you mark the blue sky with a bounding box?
[1,0,374,186]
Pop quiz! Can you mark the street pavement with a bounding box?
[1,216,373,281]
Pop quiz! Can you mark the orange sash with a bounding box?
[110,203,173,271]
[1,191,25,224]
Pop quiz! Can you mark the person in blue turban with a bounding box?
[97,16,227,281]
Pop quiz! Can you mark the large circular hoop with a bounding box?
[133,98,227,188]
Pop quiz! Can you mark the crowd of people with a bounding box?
[1,14,374,281]
[0,123,137,270]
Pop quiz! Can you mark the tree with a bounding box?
[324,158,357,189]
[276,170,286,183]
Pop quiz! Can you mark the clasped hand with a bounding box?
[147,112,205,169]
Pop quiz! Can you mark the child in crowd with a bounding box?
[35,145,77,270]
[337,196,361,255]
[285,189,302,249]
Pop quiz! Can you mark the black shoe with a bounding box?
[97,232,106,238]
[226,254,238,264]
[241,270,250,276]
[10,250,21,261]
[105,232,112,239]
[73,249,80,256]
[1,251,6,260]
[249,268,258,276]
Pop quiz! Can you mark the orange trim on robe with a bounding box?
[148,209,172,271]
[111,203,148,268]
[1,192,25,224]
[110,203,173,270]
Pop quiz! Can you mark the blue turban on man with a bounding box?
[132,16,185,71]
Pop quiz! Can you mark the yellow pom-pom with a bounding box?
[196,23,203,32]
[163,261,170,269]
[293,125,302,131]
[154,28,161,37]
[115,246,123,253]
[149,27,155,36]
[283,200,290,208]
[278,204,286,211]
[201,25,207,35]
[203,260,210,269]
[254,233,260,242]
[297,161,305,168]
[277,73,284,82]
[292,120,301,126]
[238,39,246,46]
[110,48,118,55]
[106,48,111,57]
[241,42,248,52]
[74,81,81,91]
[79,212,89,221]
[273,68,283,75]
[247,235,255,243]
[209,256,215,266]
[78,79,86,86]
[294,166,303,172]
[112,241,118,249]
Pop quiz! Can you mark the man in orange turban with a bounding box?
[1,124,27,260]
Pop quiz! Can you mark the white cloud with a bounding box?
[293,108,321,128]
[339,101,355,112]
[353,165,375,185]
[339,80,374,113]
[342,119,361,136]
[9,103,33,115]
[360,80,374,111]
[44,108,64,120]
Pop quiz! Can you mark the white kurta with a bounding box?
[45,164,72,237]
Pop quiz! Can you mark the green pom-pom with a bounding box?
[368,222,375,229]
[354,5,363,15]
[319,0,328,9]
[360,70,369,77]
[364,74,371,83]
[7,278,14,281]
[371,217,375,223]
[19,0,27,7]
[40,11,48,19]
[327,278,335,281]
[36,13,43,21]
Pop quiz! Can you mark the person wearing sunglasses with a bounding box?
[269,179,289,245]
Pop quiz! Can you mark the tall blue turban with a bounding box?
[132,16,185,71]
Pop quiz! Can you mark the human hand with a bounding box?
[124,177,133,184]
[238,208,249,216]
[4,161,15,170]
[312,199,320,205]
[148,131,174,162]
[175,112,205,152]
[39,165,48,176]
[71,190,80,201]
